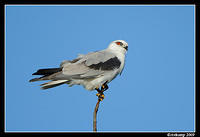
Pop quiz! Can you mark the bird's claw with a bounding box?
[95,82,108,101]
[96,93,105,101]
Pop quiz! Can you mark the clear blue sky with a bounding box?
[5,5,195,132]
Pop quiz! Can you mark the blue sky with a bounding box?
[5,5,195,132]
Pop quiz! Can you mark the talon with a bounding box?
[96,93,101,97]
[96,93,105,101]
[99,96,104,101]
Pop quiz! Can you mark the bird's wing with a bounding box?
[60,54,84,68]
[84,50,121,71]
[55,50,121,79]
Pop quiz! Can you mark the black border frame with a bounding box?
[1,0,199,136]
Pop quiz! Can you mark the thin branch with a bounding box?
[93,98,101,132]
[93,84,107,132]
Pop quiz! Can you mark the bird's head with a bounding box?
[107,40,128,54]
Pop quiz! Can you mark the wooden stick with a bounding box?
[93,98,101,132]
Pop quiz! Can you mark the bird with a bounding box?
[29,40,128,100]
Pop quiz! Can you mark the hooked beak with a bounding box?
[124,46,128,51]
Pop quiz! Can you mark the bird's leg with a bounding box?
[95,87,101,92]
[101,81,109,92]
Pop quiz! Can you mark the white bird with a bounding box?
[29,40,128,100]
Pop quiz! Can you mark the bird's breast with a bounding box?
[115,52,125,74]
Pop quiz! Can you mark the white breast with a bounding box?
[115,51,126,74]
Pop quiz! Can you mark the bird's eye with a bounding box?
[116,42,123,46]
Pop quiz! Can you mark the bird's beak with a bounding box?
[124,46,128,51]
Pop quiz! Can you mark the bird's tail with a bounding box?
[29,67,70,89]
[29,68,62,82]
[40,80,69,90]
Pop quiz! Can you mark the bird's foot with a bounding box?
[96,92,105,101]
[95,82,108,101]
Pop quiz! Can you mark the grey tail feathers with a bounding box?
[30,67,70,90]
[29,68,62,82]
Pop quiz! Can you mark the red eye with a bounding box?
[116,42,122,45]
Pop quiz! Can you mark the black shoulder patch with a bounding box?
[88,57,121,70]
